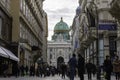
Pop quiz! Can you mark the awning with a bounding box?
[0,47,19,62]
[0,47,9,58]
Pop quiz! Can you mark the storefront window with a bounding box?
[99,39,104,66]
[109,36,117,59]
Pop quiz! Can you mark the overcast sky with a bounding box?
[43,0,79,40]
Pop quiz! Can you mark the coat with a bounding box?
[113,60,120,72]
[68,57,77,70]
[103,59,113,73]
[86,62,93,73]
[77,57,85,74]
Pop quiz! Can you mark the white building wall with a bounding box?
[47,42,72,67]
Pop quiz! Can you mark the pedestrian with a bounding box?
[77,54,85,80]
[92,63,96,77]
[66,64,70,77]
[68,53,77,80]
[3,62,8,77]
[39,64,43,77]
[103,55,113,80]
[61,62,67,79]
[25,65,28,75]
[113,56,120,80]
[14,63,20,77]
[85,60,93,80]
[20,65,24,76]
[30,64,35,76]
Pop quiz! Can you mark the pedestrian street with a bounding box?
[0,74,115,80]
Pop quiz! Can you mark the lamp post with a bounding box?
[85,0,100,80]
[90,1,101,80]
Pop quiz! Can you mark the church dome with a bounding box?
[54,17,69,32]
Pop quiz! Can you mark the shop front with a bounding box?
[0,46,19,76]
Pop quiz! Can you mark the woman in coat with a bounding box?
[113,56,120,80]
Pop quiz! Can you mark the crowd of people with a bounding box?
[68,53,120,80]
[12,63,58,77]
[103,55,120,80]
[0,53,120,80]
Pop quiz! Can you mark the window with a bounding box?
[6,0,10,10]
[5,23,10,41]
[99,39,104,66]
[50,54,52,59]
[0,18,2,38]
[109,36,117,58]
[0,0,10,11]
[26,5,29,18]
[23,0,26,15]
[20,23,22,38]
[50,48,52,52]
[20,0,23,11]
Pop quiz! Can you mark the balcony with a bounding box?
[89,27,97,40]
[19,38,29,43]
[109,0,120,20]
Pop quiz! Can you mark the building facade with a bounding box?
[71,6,81,55]
[0,0,19,76]
[73,0,117,65]
[109,0,120,58]
[0,0,48,76]
[42,12,48,62]
[47,18,72,68]
[10,0,48,67]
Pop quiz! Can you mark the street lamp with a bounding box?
[90,1,100,80]
[85,0,100,80]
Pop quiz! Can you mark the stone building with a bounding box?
[47,18,72,68]
[0,0,19,76]
[71,6,81,55]
[0,0,48,76]
[72,0,117,65]
[42,12,48,62]
[109,0,120,58]
[10,0,48,67]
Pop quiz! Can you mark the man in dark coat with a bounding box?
[68,54,77,80]
[86,60,94,80]
[20,65,24,76]
[77,54,85,80]
[103,55,113,80]
[61,62,67,79]
[25,65,28,75]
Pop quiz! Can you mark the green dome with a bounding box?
[54,18,69,32]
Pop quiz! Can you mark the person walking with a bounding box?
[61,62,67,79]
[85,60,93,80]
[68,53,77,80]
[92,63,96,77]
[103,55,113,80]
[14,63,20,77]
[25,65,28,75]
[30,64,35,76]
[113,56,120,80]
[77,54,85,80]
[20,65,24,76]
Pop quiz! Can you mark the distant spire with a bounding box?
[61,17,63,22]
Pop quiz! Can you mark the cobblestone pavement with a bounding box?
[0,75,115,80]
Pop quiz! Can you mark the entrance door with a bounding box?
[57,56,64,69]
